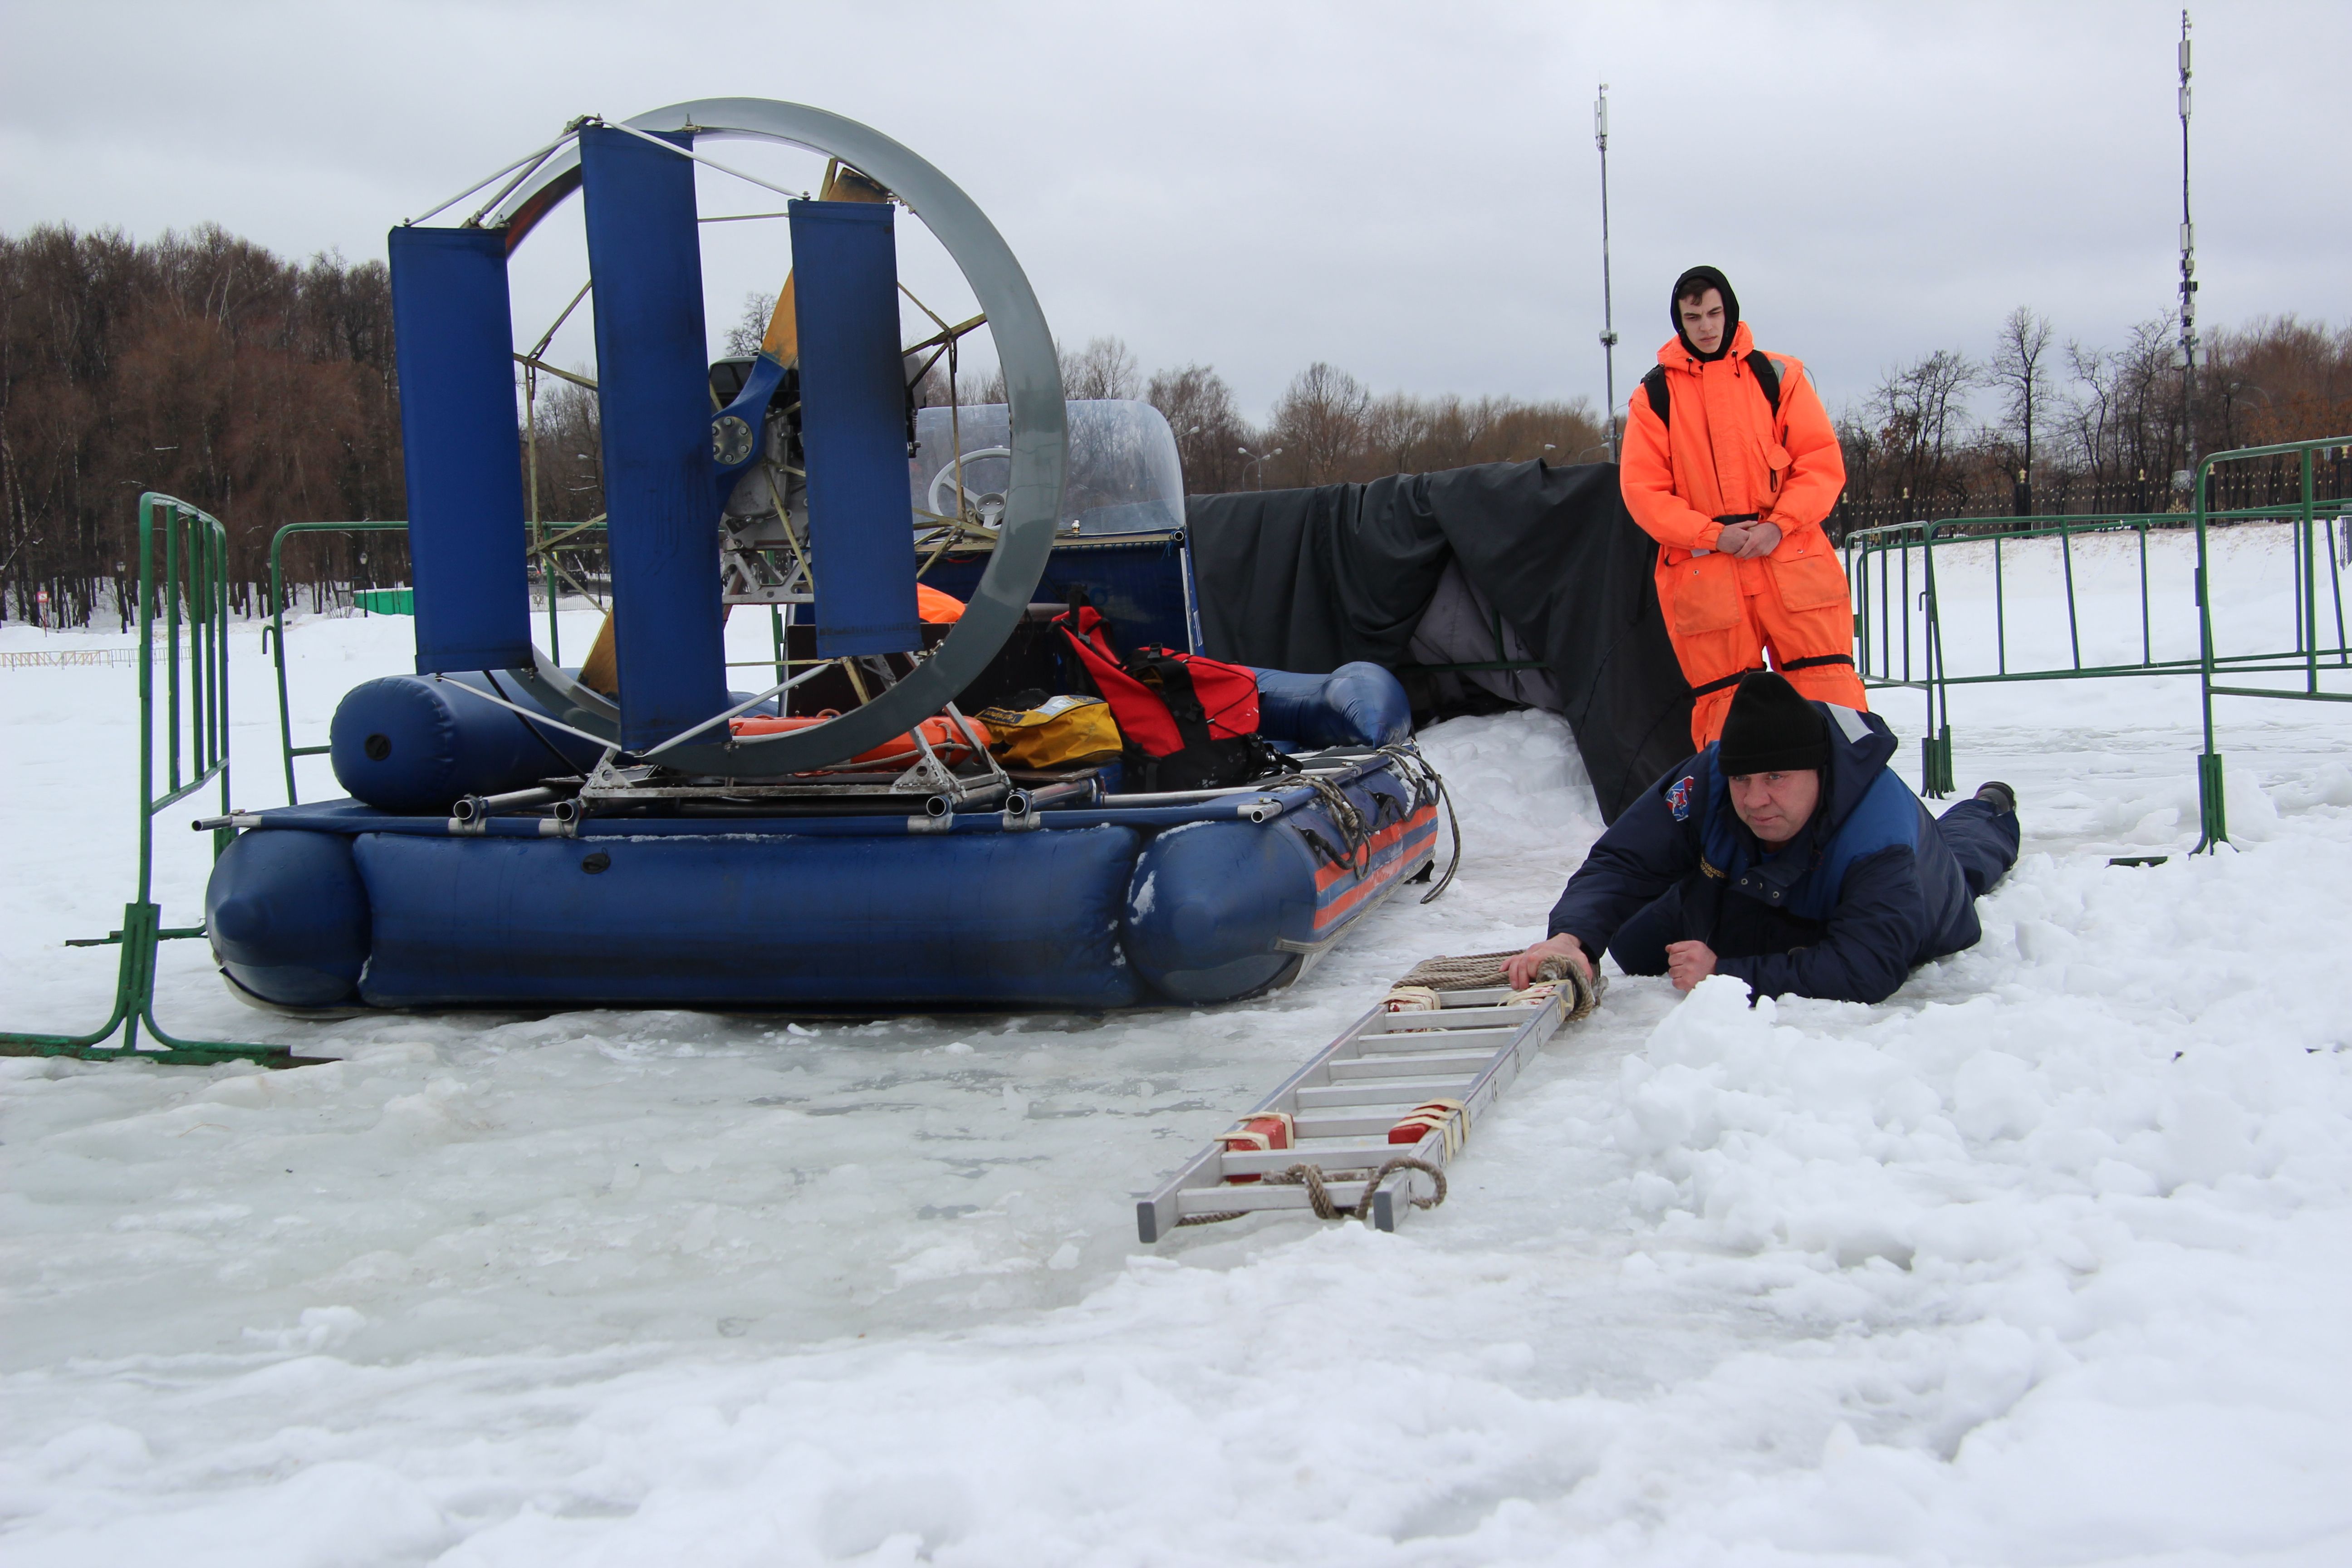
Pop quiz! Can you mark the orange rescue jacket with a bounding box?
[1619,319,1846,583]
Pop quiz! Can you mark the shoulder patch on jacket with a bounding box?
[1826,704,1871,744]
[1667,774,1696,821]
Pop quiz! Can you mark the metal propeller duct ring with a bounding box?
[490,98,1065,777]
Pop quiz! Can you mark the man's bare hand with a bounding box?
[1714,521,1782,559]
[1504,933,1592,991]
[1665,940,1719,991]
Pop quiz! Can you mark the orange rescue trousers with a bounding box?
[1656,537,1869,748]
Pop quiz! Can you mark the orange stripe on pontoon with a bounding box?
[1310,805,1438,891]
[1311,819,1439,930]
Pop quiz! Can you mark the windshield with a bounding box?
[910,398,1185,535]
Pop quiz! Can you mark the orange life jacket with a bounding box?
[727,712,991,768]
[916,584,965,624]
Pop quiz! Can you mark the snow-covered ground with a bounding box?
[4,532,2351,1566]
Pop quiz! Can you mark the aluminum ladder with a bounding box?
[1137,985,1568,1240]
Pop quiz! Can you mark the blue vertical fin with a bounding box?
[580,125,730,750]
[789,199,922,657]
[387,225,533,675]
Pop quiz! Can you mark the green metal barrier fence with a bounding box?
[2194,436,2352,848]
[1843,507,2293,797]
[1841,440,2349,838]
[266,521,415,804]
[266,518,615,804]
[0,495,298,1066]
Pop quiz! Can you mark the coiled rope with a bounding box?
[1176,1155,1447,1228]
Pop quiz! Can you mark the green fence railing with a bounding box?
[269,517,622,801]
[264,517,846,805]
[353,587,415,615]
[2194,436,2352,848]
[1845,507,2271,796]
[0,494,301,1066]
[265,521,416,804]
[1840,443,2350,837]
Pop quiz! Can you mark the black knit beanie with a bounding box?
[1716,672,1829,775]
[1670,265,1740,363]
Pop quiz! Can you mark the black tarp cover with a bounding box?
[1185,460,1691,823]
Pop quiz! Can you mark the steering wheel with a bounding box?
[926,446,1013,529]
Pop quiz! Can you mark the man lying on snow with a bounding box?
[1505,671,2020,1004]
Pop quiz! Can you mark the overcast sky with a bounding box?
[5,0,2346,426]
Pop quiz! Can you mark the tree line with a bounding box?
[934,328,1609,496]
[6,220,2346,630]
[0,223,406,629]
[1831,308,2352,534]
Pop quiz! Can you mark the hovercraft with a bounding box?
[205,98,1453,1015]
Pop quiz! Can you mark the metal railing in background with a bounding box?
[1844,442,2342,832]
[0,646,145,669]
[266,519,612,804]
[0,494,294,1066]
[1854,509,2219,795]
[2195,436,2352,848]
[266,521,415,804]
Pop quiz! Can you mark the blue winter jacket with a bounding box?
[1546,704,1980,1004]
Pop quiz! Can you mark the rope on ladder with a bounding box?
[1176,1155,1447,1228]
[1395,950,1607,1021]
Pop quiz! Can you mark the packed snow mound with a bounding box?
[5,570,2352,1561]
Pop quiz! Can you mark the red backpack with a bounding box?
[1054,604,1281,791]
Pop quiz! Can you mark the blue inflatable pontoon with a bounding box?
[207,99,1452,1015]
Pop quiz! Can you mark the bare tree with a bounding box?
[1987,306,2053,512]
[722,290,775,358]
[956,363,1007,405]
[948,334,1137,407]
[1060,335,1139,400]
[2201,315,2352,451]
[1865,348,1983,506]
[1145,363,1250,494]
[1364,392,1434,475]
[2058,337,2121,488]
[1268,362,1372,485]
[2058,316,2182,507]
[528,379,605,524]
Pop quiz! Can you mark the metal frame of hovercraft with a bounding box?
[415,99,1067,806]
[371,101,1444,837]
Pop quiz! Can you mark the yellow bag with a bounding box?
[973,694,1122,770]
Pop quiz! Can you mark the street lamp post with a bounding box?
[2177,11,2200,483]
[1594,83,1621,463]
[1237,445,1284,490]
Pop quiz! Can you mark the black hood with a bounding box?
[1670,265,1740,363]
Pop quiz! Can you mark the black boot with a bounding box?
[1974,781,2017,815]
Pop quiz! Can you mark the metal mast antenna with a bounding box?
[1595,83,1620,462]
[2177,11,2199,480]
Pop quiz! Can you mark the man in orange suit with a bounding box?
[1621,266,1868,746]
